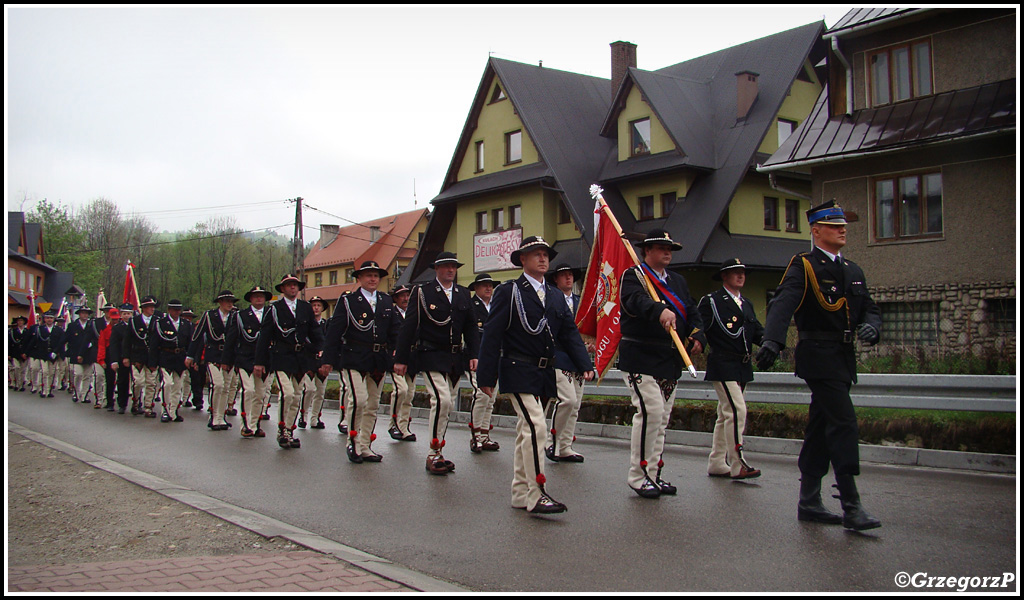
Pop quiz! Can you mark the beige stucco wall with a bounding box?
[456,77,540,182]
[616,85,674,161]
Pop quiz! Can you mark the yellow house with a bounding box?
[403,23,827,319]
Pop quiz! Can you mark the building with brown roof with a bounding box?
[302,208,429,312]
[759,8,1016,359]
[7,211,79,320]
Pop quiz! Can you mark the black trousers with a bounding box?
[189,365,206,409]
[104,366,118,407]
[798,378,860,478]
[116,366,131,410]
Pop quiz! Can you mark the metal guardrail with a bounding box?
[326,369,1017,413]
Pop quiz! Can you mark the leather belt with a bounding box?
[419,343,463,354]
[799,331,855,343]
[348,340,386,353]
[161,347,185,354]
[621,335,673,348]
[711,348,751,363]
[503,351,553,369]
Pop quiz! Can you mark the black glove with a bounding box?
[856,323,879,345]
[754,340,783,371]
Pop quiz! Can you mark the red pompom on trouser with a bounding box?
[431,438,441,450]
[349,430,358,438]
[536,474,547,485]
[278,421,286,428]
[640,460,648,468]
[370,433,377,442]
[658,460,664,468]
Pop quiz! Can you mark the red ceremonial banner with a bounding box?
[575,200,633,379]
[123,262,140,311]
[27,289,37,327]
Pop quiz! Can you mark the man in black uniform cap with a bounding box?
[478,236,594,514]
[63,305,99,404]
[187,290,238,430]
[755,199,882,531]
[544,263,591,463]
[300,295,331,430]
[123,295,159,416]
[466,273,500,452]
[698,259,764,479]
[393,252,479,475]
[320,261,400,463]
[254,274,325,449]
[27,310,66,398]
[224,286,272,438]
[386,284,415,441]
[149,299,192,422]
[618,228,706,499]
[9,316,30,390]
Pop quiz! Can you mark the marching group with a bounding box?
[8,199,882,529]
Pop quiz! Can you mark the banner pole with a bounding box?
[589,185,697,378]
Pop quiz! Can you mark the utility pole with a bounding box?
[290,197,305,300]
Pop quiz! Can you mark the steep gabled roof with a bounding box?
[8,211,25,252]
[302,208,427,271]
[433,57,614,242]
[650,21,825,264]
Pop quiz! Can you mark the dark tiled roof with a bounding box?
[761,78,1016,170]
[550,238,591,271]
[42,271,74,304]
[8,211,24,252]
[432,162,552,204]
[827,8,919,35]
[23,222,42,257]
[701,228,810,270]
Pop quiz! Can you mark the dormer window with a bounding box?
[490,84,506,103]
[869,39,932,107]
[505,130,522,164]
[630,118,651,156]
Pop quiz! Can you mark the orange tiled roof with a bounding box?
[303,208,428,271]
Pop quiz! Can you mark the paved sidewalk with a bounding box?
[9,552,410,593]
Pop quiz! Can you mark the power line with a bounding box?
[45,223,294,258]
[123,199,287,217]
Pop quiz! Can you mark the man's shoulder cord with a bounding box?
[236,312,258,343]
[344,295,373,333]
[800,256,851,328]
[417,288,452,327]
[511,281,549,337]
[270,304,297,338]
[706,293,745,346]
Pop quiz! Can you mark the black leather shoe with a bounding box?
[225,408,238,416]
[298,418,307,429]
[47,393,55,398]
[183,401,193,408]
[656,478,677,495]
[289,436,301,448]
[798,477,843,524]
[361,452,383,463]
[557,453,584,463]
[545,445,559,462]
[401,433,417,442]
[106,405,116,412]
[261,413,270,420]
[347,444,363,463]
[277,434,290,448]
[528,494,567,514]
[174,415,184,422]
[160,414,171,423]
[630,479,661,499]
[117,408,126,414]
[834,475,882,531]
[338,422,348,435]
[389,425,403,440]
[311,422,325,429]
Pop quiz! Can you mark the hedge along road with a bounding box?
[7,389,1016,592]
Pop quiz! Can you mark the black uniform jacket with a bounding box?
[107,322,128,367]
[121,314,154,366]
[27,324,66,362]
[223,306,265,373]
[697,289,764,384]
[64,319,102,365]
[552,291,586,373]
[477,275,593,398]
[254,298,325,377]
[321,289,400,375]
[388,307,408,371]
[763,248,882,384]
[8,326,30,359]
[394,281,479,379]
[148,315,192,372]
[617,264,706,381]
[188,309,234,366]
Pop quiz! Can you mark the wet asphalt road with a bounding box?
[7,388,1017,592]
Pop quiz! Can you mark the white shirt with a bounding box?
[563,293,574,312]
[523,272,546,302]
[397,307,406,318]
[437,278,453,303]
[141,315,152,327]
[218,309,232,324]
[169,317,179,330]
[723,287,743,309]
[283,297,297,315]
[816,245,842,263]
[252,307,264,322]
[360,287,378,310]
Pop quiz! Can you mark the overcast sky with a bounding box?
[7,5,852,239]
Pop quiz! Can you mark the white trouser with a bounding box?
[301,373,327,426]
[468,370,498,435]
[206,364,230,425]
[274,371,303,432]
[423,371,457,455]
[708,380,750,476]
[342,369,384,456]
[160,369,185,416]
[237,369,268,431]
[389,371,416,435]
[509,392,551,511]
[624,372,676,489]
[72,363,96,401]
[550,370,585,455]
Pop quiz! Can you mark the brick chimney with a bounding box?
[736,70,759,120]
[319,224,339,248]
[611,41,637,97]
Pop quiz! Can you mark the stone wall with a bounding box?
[867,280,1016,359]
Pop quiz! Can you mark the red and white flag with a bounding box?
[27,288,37,327]
[575,188,634,380]
[123,261,140,312]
